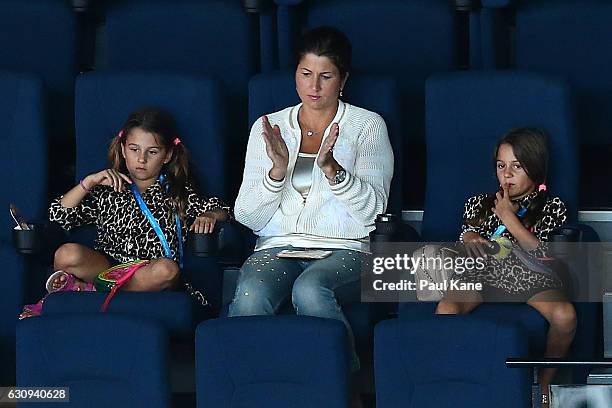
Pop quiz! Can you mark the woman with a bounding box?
[229,26,394,373]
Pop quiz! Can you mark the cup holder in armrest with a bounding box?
[12,223,45,254]
[189,230,219,257]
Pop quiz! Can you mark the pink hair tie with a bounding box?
[117,130,124,138]
[538,183,547,192]
[173,137,181,146]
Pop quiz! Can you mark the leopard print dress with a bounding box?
[459,191,567,297]
[49,180,230,264]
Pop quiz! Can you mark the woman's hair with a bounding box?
[296,26,352,79]
[108,106,190,219]
[467,127,550,229]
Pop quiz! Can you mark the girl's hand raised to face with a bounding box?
[261,116,289,181]
[493,185,519,221]
[84,169,132,193]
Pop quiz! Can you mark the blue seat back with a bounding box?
[43,291,195,338]
[196,316,348,408]
[375,316,531,408]
[275,0,458,207]
[422,71,577,241]
[0,1,76,145]
[479,0,612,207]
[0,72,47,385]
[513,1,612,146]
[17,314,170,407]
[105,0,258,99]
[75,71,227,199]
[275,0,456,83]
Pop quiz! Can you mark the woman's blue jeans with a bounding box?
[228,246,362,371]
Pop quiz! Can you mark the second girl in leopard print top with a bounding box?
[44,107,230,297]
[436,127,576,405]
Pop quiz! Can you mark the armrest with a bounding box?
[217,220,256,266]
[549,225,583,243]
[548,223,602,303]
[12,221,71,257]
[398,220,421,242]
[507,357,612,368]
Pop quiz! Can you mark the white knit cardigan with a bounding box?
[235,100,394,242]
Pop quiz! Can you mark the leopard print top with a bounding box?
[459,191,567,294]
[49,180,230,264]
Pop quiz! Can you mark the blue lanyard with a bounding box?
[131,175,183,269]
[490,206,527,239]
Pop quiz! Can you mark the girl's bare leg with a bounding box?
[52,243,111,289]
[122,258,180,292]
[527,290,577,405]
[435,289,484,315]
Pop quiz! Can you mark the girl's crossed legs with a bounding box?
[52,243,179,291]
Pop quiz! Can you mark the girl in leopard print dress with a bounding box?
[21,107,230,318]
[436,128,576,404]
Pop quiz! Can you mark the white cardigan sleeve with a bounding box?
[329,114,393,226]
[234,117,286,231]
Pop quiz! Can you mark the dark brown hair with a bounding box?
[467,127,549,229]
[108,107,190,219]
[297,26,352,80]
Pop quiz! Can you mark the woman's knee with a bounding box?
[54,243,84,269]
[292,275,329,310]
[229,279,278,316]
[230,264,282,315]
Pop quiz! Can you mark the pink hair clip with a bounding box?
[538,183,547,192]
[173,137,181,146]
[117,130,124,138]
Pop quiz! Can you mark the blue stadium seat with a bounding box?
[104,1,260,96]
[102,0,276,197]
[479,0,612,208]
[195,316,348,408]
[17,314,170,407]
[375,316,531,407]
[402,70,600,382]
[0,1,76,144]
[75,71,227,199]
[42,291,194,338]
[274,0,459,208]
[0,72,47,385]
[39,72,231,329]
[422,71,578,240]
[0,1,76,195]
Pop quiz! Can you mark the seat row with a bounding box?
[1,0,612,207]
[1,69,603,387]
[16,313,531,408]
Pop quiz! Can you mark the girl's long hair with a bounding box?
[108,107,190,219]
[467,127,549,230]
